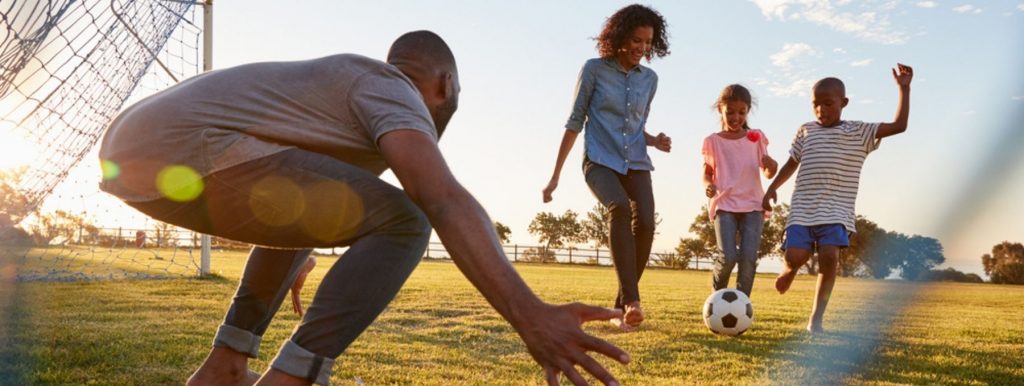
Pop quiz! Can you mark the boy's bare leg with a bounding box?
[186,346,260,386]
[807,246,840,333]
[776,247,811,294]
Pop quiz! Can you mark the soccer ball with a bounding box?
[702,288,754,336]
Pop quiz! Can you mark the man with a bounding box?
[99,31,629,386]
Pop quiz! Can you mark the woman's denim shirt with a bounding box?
[565,57,658,174]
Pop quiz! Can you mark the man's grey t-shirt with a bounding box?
[98,54,437,202]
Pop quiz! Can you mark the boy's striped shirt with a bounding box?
[787,120,880,232]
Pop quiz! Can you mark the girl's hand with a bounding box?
[705,184,717,198]
[542,178,558,203]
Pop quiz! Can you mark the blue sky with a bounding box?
[39,0,1024,276]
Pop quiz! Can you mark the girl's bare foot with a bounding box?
[609,316,636,332]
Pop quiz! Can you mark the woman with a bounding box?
[542,4,671,331]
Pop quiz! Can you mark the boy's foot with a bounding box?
[775,266,798,294]
[624,302,644,328]
[806,323,825,334]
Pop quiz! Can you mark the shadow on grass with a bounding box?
[0,253,35,385]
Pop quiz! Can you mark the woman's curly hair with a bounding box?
[595,4,670,61]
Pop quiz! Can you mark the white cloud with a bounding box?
[749,0,909,44]
[859,99,876,104]
[953,4,982,14]
[916,1,937,8]
[833,47,847,54]
[768,78,818,97]
[1012,96,1024,101]
[962,110,977,115]
[850,58,873,66]
[1018,4,1024,12]
[770,43,817,67]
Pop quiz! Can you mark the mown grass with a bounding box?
[1,249,1022,385]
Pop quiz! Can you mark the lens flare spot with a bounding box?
[249,176,306,226]
[100,159,120,181]
[301,180,364,243]
[156,165,203,202]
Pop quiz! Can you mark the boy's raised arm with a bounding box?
[876,63,913,139]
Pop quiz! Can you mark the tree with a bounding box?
[982,242,1024,285]
[29,210,90,245]
[921,267,984,283]
[896,235,945,281]
[151,221,180,248]
[527,210,584,252]
[673,237,708,270]
[0,167,33,241]
[493,222,511,244]
[581,204,609,248]
[846,216,896,278]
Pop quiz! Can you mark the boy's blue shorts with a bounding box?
[782,224,849,251]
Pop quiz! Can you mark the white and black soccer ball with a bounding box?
[702,288,754,336]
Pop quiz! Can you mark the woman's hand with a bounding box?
[543,178,559,203]
[648,132,672,153]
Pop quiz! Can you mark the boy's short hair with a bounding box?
[813,77,846,96]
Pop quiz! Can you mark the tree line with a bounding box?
[508,203,1023,285]
[2,167,1021,283]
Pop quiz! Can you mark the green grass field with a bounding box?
[1,249,1022,385]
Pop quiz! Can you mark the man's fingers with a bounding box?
[545,366,561,386]
[573,351,621,386]
[582,334,630,364]
[558,360,588,386]
[571,303,623,323]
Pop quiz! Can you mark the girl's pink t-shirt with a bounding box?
[702,129,770,219]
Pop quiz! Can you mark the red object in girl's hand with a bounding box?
[746,131,760,142]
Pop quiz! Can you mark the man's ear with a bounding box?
[437,71,454,100]
[841,97,849,107]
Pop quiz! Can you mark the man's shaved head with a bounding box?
[387,30,457,78]
[813,77,846,97]
[387,31,460,136]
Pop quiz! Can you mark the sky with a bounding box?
[24,0,1024,276]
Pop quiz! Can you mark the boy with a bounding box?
[762,63,913,333]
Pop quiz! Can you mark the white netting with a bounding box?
[1,0,207,281]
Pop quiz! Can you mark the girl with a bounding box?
[543,4,672,330]
[702,84,778,297]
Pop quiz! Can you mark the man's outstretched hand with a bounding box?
[517,302,630,385]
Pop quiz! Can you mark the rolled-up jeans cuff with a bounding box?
[271,339,334,386]
[213,324,261,358]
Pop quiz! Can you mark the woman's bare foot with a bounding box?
[623,301,644,328]
[775,266,798,294]
[609,315,636,332]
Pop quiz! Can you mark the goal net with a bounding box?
[1,0,210,281]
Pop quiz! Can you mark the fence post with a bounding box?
[568,248,573,264]
[514,244,518,262]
